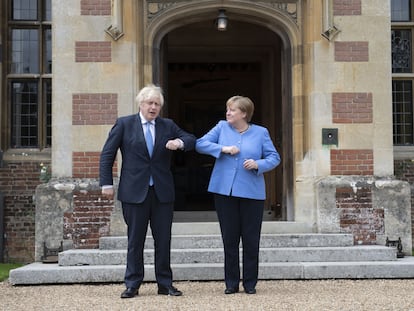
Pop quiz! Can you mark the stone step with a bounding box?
[9,257,414,285]
[99,233,355,250]
[166,221,314,235]
[58,245,397,266]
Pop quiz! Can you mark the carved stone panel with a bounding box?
[146,1,298,25]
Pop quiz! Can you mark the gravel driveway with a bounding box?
[1,279,414,310]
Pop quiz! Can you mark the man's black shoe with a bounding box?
[121,287,139,298]
[157,285,183,296]
[224,287,239,294]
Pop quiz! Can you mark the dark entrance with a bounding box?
[158,20,285,220]
[169,62,262,213]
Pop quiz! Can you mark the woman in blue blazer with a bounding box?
[196,96,280,295]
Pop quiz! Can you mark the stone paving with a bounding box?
[2,279,414,310]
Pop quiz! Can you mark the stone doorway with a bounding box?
[156,20,287,221]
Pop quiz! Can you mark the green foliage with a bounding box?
[0,263,23,282]
[39,163,51,183]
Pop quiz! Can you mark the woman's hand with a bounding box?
[243,159,258,170]
[222,146,240,155]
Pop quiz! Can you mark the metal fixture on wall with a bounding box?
[105,0,124,41]
[321,0,340,41]
[322,128,338,146]
[216,9,228,31]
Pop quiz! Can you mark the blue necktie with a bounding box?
[145,122,154,156]
[145,122,154,186]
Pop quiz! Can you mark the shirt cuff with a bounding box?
[177,138,184,149]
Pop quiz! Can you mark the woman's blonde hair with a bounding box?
[226,95,255,122]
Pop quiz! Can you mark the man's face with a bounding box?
[140,97,162,121]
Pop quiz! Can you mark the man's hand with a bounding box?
[101,187,114,200]
[166,139,184,150]
[222,146,240,155]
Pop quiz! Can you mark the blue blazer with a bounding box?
[196,120,280,200]
[99,114,196,204]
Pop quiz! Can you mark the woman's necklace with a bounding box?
[238,124,250,134]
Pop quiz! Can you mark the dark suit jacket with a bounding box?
[99,114,196,203]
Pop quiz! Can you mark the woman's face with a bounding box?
[226,102,247,125]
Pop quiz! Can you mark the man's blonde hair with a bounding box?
[136,84,164,109]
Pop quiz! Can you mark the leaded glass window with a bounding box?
[392,0,414,145]
[393,81,413,145]
[5,0,52,149]
[392,29,412,73]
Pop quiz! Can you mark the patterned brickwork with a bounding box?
[75,41,111,62]
[72,93,118,125]
[332,92,373,123]
[63,190,113,249]
[335,41,369,62]
[336,186,384,244]
[0,161,49,262]
[331,149,374,175]
[333,0,361,16]
[80,0,111,15]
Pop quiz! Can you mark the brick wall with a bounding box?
[335,41,369,62]
[72,151,117,179]
[80,0,111,15]
[72,91,118,178]
[333,0,361,16]
[0,161,49,262]
[75,41,111,62]
[332,92,373,123]
[72,93,118,125]
[394,159,414,249]
[331,149,374,175]
[63,190,113,249]
[336,186,384,244]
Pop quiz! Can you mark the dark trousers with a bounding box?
[214,194,264,290]
[122,187,174,289]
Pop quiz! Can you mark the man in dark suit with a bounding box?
[99,84,196,298]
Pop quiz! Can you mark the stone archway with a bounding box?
[140,1,303,221]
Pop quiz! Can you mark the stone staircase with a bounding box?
[8,222,414,285]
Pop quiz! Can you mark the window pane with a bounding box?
[11,81,39,148]
[12,0,38,20]
[44,28,52,73]
[11,29,39,74]
[391,0,411,22]
[392,29,412,73]
[44,0,51,21]
[393,80,413,145]
[44,79,52,147]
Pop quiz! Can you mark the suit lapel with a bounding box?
[134,114,151,157]
[153,117,165,154]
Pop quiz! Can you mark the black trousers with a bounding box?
[122,187,174,289]
[214,194,264,290]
